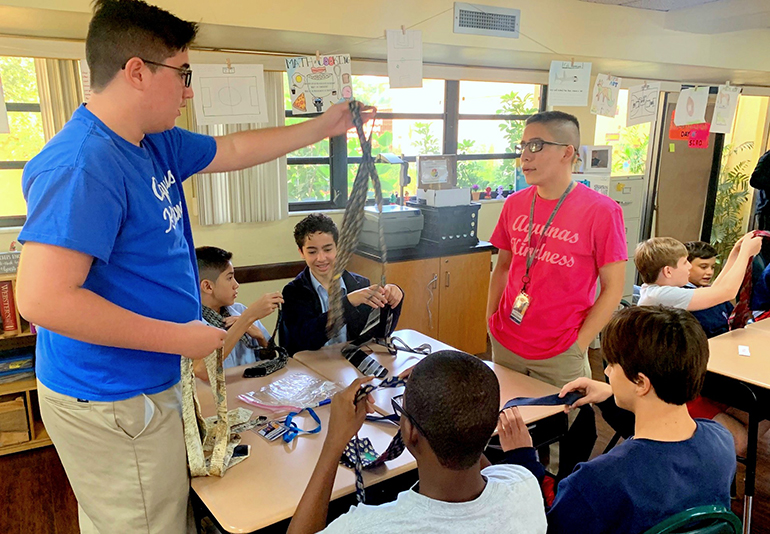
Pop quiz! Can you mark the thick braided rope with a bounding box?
[327,101,388,337]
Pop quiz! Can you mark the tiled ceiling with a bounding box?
[580,0,725,11]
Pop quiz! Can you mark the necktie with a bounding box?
[729,230,770,330]
[327,101,388,338]
[501,391,585,410]
[202,305,250,346]
[180,348,255,477]
[342,376,409,503]
[242,308,289,378]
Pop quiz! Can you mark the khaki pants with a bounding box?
[37,380,189,534]
[490,335,592,389]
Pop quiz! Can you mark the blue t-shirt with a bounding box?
[684,283,733,338]
[547,419,735,534]
[19,105,217,401]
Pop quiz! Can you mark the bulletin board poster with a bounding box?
[285,54,352,114]
[669,111,710,149]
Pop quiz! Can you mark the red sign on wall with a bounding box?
[669,111,710,149]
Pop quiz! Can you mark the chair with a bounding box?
[642,505,742,534]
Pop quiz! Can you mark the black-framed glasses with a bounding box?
[391,396,428,437]
[515,139,572,155]
[123,58,193,87]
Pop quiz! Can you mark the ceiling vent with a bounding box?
[453,3,520,39]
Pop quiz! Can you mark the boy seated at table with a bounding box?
[281,213,404,356]
[287,350,547,534]
[634,235,760,455]
[195,246,283,378]
[500,306,736,534]
[683,241,735,338]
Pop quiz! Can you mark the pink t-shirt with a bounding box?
[489,183,627,359]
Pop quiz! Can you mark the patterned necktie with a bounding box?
[327,101,387,338]
[729,230,770,329]
[341,376,408,502]
[202,305,251,346]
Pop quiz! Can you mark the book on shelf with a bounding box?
[0,281,19,335]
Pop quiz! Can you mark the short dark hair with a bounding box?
[293,213,339,249]
[196,246,233,283]
[602,306,708,405]
[86,0,198,90]
[685,241,718,262]
[525,111,581,148]
[404,350,500,470]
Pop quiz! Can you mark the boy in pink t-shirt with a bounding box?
[487,111,627,388]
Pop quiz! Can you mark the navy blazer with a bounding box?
[280,267,403,356]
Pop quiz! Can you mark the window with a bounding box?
[593,89,651,176]
[286,76,543,210]
[0,57,44,227]
[457,81,541,191]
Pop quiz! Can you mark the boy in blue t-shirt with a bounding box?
[683,241,734,338]
[196,246,282,375]
[14,1,374,531]
[499,306,736,534]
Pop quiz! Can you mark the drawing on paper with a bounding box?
[627,82,661,127]
[191,64,269,125]
[285,54,353,115]
[590,73,621,118]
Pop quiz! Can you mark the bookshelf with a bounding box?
[0,273,48,456]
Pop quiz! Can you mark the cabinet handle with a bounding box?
[427,274,438,331]
[445,271,450,287]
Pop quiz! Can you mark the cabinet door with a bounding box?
[348,255,440,338]
[438,252,491,355]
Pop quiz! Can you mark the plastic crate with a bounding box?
[408,202,480,247]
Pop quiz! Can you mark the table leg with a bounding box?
[742,407,759,534]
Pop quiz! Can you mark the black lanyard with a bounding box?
[522,182,574,292]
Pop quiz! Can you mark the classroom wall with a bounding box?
[1,0,769,77]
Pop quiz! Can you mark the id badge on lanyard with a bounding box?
[509,182,573,326]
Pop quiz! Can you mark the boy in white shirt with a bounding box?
[287,350,547,534]
[633,234,762,456]
[196,246,283,376]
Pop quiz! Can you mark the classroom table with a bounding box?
[191,330,567,533]
[190,359,416,533]
[294,330,567,430]
[705,327,770,534]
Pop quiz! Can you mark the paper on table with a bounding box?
[0,74,9,134]
[548,61,592,107]
[192,64,269,125]
[673,86,708,126]
[387,29,423,89]
[710,84,741,134]
[738,345,751,357]
[627,82,661,127]
[590,73,621,118]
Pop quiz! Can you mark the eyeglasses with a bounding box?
[391,395,428,438]
[122,58,193,87]
[515,139,572,155]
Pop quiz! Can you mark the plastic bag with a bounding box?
[239,373,341,410]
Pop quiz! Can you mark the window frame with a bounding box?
[1,101,42,228]
[287,80,546,211]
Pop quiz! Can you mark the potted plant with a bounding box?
[481,186,492,200]
[471,184,481,201]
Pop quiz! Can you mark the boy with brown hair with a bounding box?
[634,234,761,456]
[635,233,760,312]
[501,306,736,533]
[683,241,734,338]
